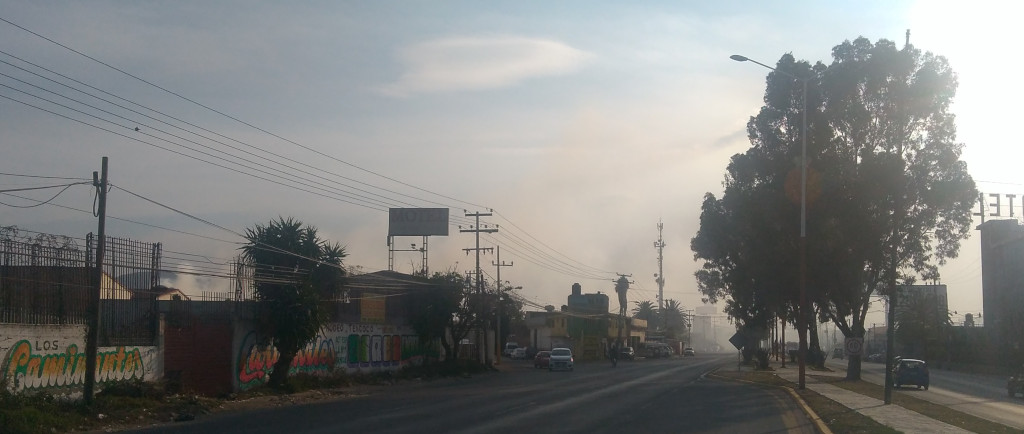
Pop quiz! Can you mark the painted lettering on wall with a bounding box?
[2,340,146,391]
[236,331,336,390]
[235,323,433,390]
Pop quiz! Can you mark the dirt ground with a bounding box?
[89,380,434,433]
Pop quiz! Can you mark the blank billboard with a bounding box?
[388,208,449,236]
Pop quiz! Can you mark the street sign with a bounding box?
[844,337,864,356]
[728,332,746,350]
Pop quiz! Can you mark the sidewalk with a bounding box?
[772,365,971,434]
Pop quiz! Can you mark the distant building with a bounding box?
[896,285,948,319]
[523,283,647,360]
[525,311,571,350]
[133,284,190,301]
[567,282,609,314]
[977,219,1024,363]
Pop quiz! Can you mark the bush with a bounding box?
[96,379,166,400]
[756,349,770,370]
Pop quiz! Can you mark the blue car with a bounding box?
[893,358,929,390]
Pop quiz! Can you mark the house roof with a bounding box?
[345,270,433,292]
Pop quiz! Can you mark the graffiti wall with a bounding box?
[0,324,159,393]
[235,322,434,390]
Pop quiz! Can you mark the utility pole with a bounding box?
[493,246,513,364]
[460,210,497,365]
[84,157,108,405]
[653,220,666,331]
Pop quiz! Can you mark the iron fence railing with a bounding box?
[0,229,161,346]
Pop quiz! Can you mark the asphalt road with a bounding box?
[828,358,1024,430]
[132,354,817,434]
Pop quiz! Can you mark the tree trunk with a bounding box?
[269,352,295,389]
[809,319,823,368]
[846,315,865,381]
[847,354,862,380]
[440,337,453,365]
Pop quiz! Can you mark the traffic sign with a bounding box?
[844,337,864,356]
[729,332,746,350]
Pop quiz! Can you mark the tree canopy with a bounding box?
[691,37,976,380]
[410,270,482,366]
[240,217,346,388]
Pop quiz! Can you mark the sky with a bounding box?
[1,1,1021,330]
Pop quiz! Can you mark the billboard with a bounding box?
[388,208,449,236]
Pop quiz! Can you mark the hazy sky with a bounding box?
[1,1,1019,327]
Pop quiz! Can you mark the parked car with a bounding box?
[645,343,672,358]
[511,347,528,360]
[1009,365,1024,398]
[892,358,929,390]
[866,352,886,363]
[549,347,574,371]
[534,350,551,369]
[683,347,696,357]
[619,346,635,360]
[503,342,519,357]
[832,348,844,360]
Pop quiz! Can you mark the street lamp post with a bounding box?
[731,54,809,390]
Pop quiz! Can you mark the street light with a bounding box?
[732,54,809,390]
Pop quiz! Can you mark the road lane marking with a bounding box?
[457,358,724,434]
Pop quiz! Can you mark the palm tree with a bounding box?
[241,217,346,388]
[662,299,687,340]
[632,300,658,324]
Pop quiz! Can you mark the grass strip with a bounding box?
[808,375,1020,434]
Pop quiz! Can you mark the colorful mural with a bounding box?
[235,322,432,390]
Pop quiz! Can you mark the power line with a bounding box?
[0,182,88,208]
[0,69,599,281]
[0,18,618,286]
[0,17,488,212]
[0,171,89,181]
[0,84,399,211]
[0,52,462,211]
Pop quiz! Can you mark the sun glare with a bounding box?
[909,1,1023,185]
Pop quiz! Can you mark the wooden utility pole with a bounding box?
[84,157,108,404]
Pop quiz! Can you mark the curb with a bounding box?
[707,368,834,434]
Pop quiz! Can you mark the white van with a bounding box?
[503,342,519,357]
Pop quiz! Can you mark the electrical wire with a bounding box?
[0,52,464,211]
[0,74,602,286]
[0,18,620,286]
[0,18,487,211]
[0,182,87,208]
[0,86,395,212]
[0,171,89,181]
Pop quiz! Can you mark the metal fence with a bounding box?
[92,234,162,346]
[0,236,90,324]
[0,229,161,346]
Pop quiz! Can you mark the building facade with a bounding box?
[977,219,1024,365]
